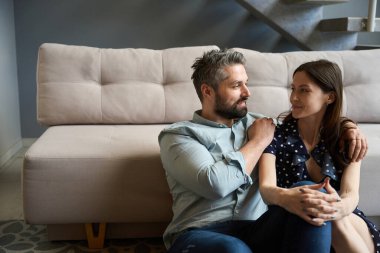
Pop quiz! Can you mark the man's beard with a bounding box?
[214,94,248,120]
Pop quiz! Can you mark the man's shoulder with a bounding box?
[247,112,266,120]
[158,120,200,141]
[245,112,267,125]
[161,120,198,133]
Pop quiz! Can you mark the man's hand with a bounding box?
[339,127,368,162]
[240,118,275,175]
[247,117,275,148]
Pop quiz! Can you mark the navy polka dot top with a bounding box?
[263,118,380,252]
[264,118,342,189]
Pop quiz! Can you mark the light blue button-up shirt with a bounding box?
[158,111,268,248]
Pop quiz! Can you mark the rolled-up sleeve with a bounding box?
[159,131,252,200]
[222,151,253,189]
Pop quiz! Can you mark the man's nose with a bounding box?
[242,84,251,97]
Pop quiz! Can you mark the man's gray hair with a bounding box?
[191,49,246,102]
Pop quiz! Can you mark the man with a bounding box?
[158,49,367,253]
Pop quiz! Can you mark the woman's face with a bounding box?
[290,71,332,120]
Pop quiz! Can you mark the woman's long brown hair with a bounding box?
[282,60,354,170]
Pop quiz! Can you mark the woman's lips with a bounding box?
[292,105,303,110]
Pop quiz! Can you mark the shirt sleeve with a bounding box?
[159,132,252,200]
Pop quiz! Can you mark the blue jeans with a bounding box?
[167,181,332,253]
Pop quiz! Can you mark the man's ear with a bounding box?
[201,83,214,99]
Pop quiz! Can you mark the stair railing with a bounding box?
[367,0,377,31]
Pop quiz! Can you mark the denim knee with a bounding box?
[213,237,252,253]
[168,229,252,253]
[291,180,327,193]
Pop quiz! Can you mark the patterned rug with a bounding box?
[0,220,167,253]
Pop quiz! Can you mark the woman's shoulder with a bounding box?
[276,118,297,135]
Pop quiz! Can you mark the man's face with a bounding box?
[213,64,250,119]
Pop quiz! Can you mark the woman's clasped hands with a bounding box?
[281,178,343,226]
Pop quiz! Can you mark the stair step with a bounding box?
[355,44,380,50]
[320,17,380,32]
[286,0,349,5]
[235,0,358,50]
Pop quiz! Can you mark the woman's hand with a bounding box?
[322,178,343,221]
[279,186,323,225]
[283,179,339,226]
[299,178,347,225]
[323,177,356,221]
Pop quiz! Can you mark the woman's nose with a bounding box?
[290,91,298,102]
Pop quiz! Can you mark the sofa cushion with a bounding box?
[23,125,172,224]
[37,44,219,126]
[358,124,380,216]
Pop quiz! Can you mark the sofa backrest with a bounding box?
[234,48,380,123]
[37,43,217,125]
[37,43,380,125]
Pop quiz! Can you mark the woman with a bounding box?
[259,59,379,253]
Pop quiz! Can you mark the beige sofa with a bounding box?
[23,43,380,247]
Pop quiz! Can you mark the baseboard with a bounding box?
[22,138,37,148]
[0,139,23,168]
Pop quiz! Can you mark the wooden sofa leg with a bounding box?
[85,223,106,249]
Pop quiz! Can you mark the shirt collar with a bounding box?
[192,110,247,128]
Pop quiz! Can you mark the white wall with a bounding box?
[0,0,22,167]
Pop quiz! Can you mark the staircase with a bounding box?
[235,0,379,50]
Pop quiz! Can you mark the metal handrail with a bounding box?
[367,0,377,31]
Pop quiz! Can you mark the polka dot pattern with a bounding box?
[264,119,342,189]
[263,118,380,251]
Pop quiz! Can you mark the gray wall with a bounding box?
[13,0,380,138]
[324,0,380,45]
[0,0,22,167]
